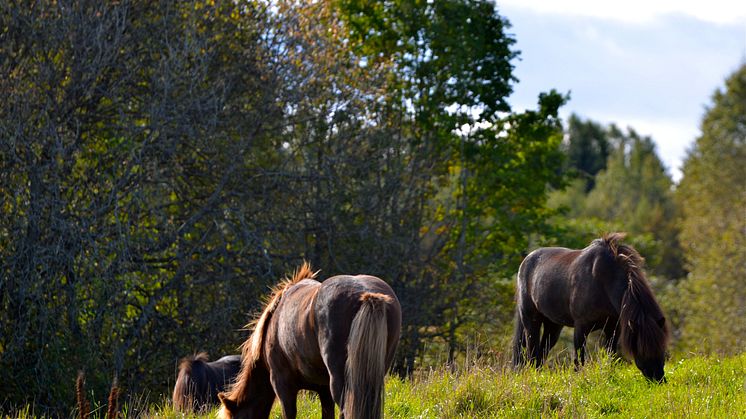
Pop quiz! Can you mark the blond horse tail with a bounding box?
[344,292,392,419]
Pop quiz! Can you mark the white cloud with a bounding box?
[497,0,746,25]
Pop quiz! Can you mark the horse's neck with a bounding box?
[235,356,273,400]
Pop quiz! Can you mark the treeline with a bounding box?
[0,0,743,413]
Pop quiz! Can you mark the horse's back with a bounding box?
[519,243,621,326]
[213,354,241,366]
[320,275,398,302]
[208,355,241,391]
[518,247,577,295]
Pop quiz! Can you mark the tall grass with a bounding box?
[4,353,744,418]
[382,352,746,418]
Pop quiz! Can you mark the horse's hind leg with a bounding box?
[512,312,528,367]
[539,321,563,367]
[321,352,347,417]
[523,316,543,367]
[320,389,335,419]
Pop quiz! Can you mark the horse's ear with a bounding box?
[218,392,237,412]
[657,316,666,329]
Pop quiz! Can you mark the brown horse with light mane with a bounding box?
[172,353,241,412]
[218,263,401,419]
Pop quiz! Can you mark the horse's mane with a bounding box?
[601,233,669,359]
[223,262,318,404]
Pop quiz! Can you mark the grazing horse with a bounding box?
[218,263,402,419]
[172,353,241,412]
[512,233,669,382]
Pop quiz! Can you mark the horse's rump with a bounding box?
[173,353,241,412]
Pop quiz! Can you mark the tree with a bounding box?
[676,64,746,354]
[336,0,568,368]
[584,131,683,278]
[549,119,684,280]
[0,0,284,408]
[564,114,611,190]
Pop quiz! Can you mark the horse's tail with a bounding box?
[512,255,533,368]
[172,353,209,412]
[512,310,527,367]
[344,292,393,419]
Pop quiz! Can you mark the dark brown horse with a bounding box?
[512,233,669,382]
[172,353,241,412]
[218,263,401,419]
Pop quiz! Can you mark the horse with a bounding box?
[218,262,402,419]
[512,233,669,382]
[172,353,242,412]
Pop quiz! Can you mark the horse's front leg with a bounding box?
[269,372,298,419]
[312,385,335,419]
[573,324,591,370]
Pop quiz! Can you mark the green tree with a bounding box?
[549,120,684,280]
[584,131,683,278]
[336,0,568,368]
[564,114,611,191]
[676,64,746,354]
[0,0,572,409]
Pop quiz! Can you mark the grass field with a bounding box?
[5,352,745,418]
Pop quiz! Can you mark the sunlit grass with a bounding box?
[5,353,744,418]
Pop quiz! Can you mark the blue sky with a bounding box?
[498,1,746,181]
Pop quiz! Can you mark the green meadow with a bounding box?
[11,353,740,418]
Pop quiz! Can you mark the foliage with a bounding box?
[676,64,746,354]
[0,0,286,409]
[563,114,611,190]
[584,132,683,278]
[0,0,568,411]
[334,0,568,370]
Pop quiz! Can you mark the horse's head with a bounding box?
[218,387,275,419]
[631,315,668,383]
[634,354,666,383]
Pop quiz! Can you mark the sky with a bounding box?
[497,0,746,182]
